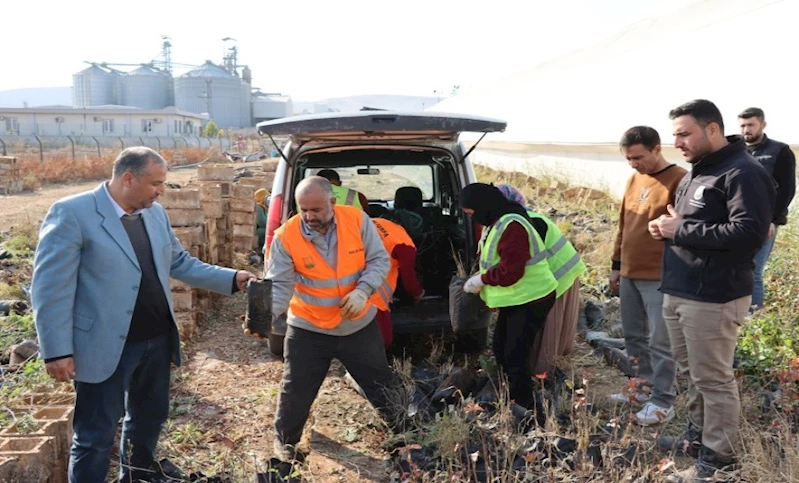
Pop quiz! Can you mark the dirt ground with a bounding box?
[163,292,392,481]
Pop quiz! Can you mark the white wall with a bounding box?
[0,111,204,137]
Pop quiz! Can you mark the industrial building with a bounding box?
[68,40,292,129]
[0,106,208,137]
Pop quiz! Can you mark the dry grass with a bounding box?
[15,147,213,189]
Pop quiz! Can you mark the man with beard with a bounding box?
[649,100,775,482]
[738,107,796,311]
[264,176,398,462]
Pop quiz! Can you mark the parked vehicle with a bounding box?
[257,111,507,356]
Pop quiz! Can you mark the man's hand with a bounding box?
[413,289,425,306]
[463,274,485,294]
[768,223,776,239]
[340,288,368,319]
[236,271,257,292]
[45,357,76,382]
[657,204,683,240]
[609,270,621,295]
[648,218,664,241]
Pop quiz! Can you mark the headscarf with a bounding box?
[254,188,268,208]
[460,183,530,226]
[496,184,528,207]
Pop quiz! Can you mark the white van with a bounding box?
[257,110,507,356]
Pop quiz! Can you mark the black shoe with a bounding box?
[131,458,188,482]
[666,446,737,482]
[657,422,703,457]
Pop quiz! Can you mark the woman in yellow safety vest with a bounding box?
[460,183,557,410]
[496,183,587,376]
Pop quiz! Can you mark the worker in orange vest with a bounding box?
[262,176,400,462]
[372,217,425,347]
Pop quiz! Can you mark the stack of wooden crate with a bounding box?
[159,163,265,339]
[230,184,256,253]
[236,159,278,191]
[0,156,23,195]
[159,188,209,339]
[197,164,235,266]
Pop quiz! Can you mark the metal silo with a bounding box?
[72,65,118,107]
[241,81,252,127]
[175,61,243,128]
[121,66,172,109]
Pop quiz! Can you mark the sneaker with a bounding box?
[609,391,650,405]
[635,402,675,426]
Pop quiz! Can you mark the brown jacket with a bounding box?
[612,164,687,280]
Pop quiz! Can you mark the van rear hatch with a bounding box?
[256,111,506,144]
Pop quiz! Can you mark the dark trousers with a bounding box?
[274,321,398,446]
[69,335,171,483]
[492,292,556,409]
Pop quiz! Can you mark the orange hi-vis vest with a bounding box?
[275,205,392,329]
[372,218,416,292]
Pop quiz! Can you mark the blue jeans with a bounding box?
[752,227,778,310]
[69,335,171,483]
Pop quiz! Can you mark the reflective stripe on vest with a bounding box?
[332,184,362,209]
[479,213,557,308]
[479,214,548,272]
[372,217,416,292]
[527,210,586,297]
[275,204,389,329]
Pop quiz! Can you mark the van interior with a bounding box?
[290,146,481,336]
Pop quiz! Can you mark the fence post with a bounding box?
[119,137,124,151]
[92,137,101,157]
[34,135,44,162]
[156,137,162,151]
[0,137,5,156]
[67,136,76,160]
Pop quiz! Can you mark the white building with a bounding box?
[0,106,209,137]
[252,94,293,123]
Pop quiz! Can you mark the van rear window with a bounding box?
[305,165,434,201]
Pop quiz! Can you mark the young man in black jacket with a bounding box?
[738,107,796,311]
[648,99,776,482]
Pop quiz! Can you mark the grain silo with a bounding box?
[175,61,245,128]
[72,64,119,107]
[240,80,252,127]
[121,66,173,109]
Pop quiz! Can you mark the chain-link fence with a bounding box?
[0,135,277,163]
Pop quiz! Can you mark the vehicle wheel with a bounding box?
[269,333,285,358]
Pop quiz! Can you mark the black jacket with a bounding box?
[660,136,776,303]
[747,135,796,225]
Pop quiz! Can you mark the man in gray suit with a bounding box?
[32,147,256,482]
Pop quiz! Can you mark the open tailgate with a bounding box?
[256,111,506,143]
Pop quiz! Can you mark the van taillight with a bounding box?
[264,194,283,262]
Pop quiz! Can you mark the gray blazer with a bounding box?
[32,183,236,383]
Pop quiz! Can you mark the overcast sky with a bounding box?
[2,0,693,101]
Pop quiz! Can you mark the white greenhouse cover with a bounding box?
[431,0,798,145]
